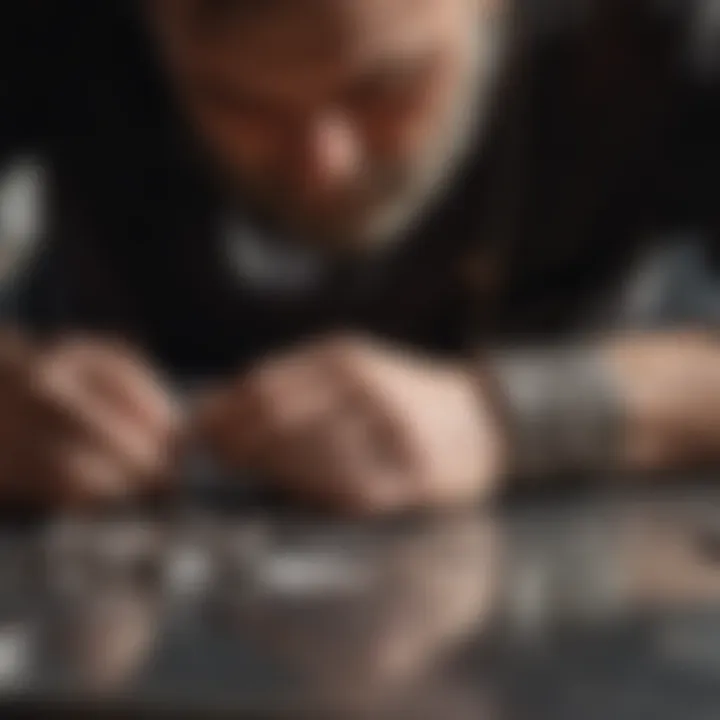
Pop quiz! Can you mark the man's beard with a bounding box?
[230,161,427,253]
[227,29,503,255]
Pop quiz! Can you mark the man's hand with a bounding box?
[0,331,179,508]
[199,337,505,514]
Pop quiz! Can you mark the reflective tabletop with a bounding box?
[0,484,720,718]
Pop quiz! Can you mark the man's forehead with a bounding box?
[161,0,469,90]
[173,0,461,37]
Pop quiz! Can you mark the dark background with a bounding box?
[1,0,715,160]
[0,2,168,161]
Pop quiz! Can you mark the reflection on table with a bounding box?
[0,488,718,717]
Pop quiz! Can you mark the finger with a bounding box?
[57,445,131,507]
[197,358,343,467]
[262,409,409,515]
[205,384,340,471]
[308,392,412,514]
[34,367,173,487]
[91,356,178,438]
[318,341,417,477]
[47,340,180,436]
[27,442,131,509]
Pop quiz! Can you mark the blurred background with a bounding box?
[0,2,719,718]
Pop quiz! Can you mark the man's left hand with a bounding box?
[198,337,506,514]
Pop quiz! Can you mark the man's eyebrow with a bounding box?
[347,52,437,88]
[199,71,330,120]
[195,77,285,111]
[186,45,438,109]
[191,0,284,28]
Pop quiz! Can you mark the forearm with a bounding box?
[607,332,720,470]
[484,332,720,480]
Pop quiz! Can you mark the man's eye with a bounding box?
[347,68,428,110]
[201,87,279,123]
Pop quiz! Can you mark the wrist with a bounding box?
[443,362,510,495]
[606,335,720,469]
[474,345,626,482]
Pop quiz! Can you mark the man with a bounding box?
[0,0,717,512]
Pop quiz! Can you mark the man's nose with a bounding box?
[286,112,362,202]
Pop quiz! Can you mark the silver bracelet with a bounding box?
[484,346,625,480]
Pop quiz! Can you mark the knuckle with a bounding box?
[245,372,281,422]
[28,356,60,399]
[261,403,295,438]
[128,437,165,477]
[91,336,142,363]
[108,421,170,477]
[319,335,362,365]
[54,335,125,361]
[27,359,76,422]
[45,336,99,368]
[323,347,367,386]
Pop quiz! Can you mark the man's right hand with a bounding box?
[0,331,179,508]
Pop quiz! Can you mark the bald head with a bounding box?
[151,0,504,251]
